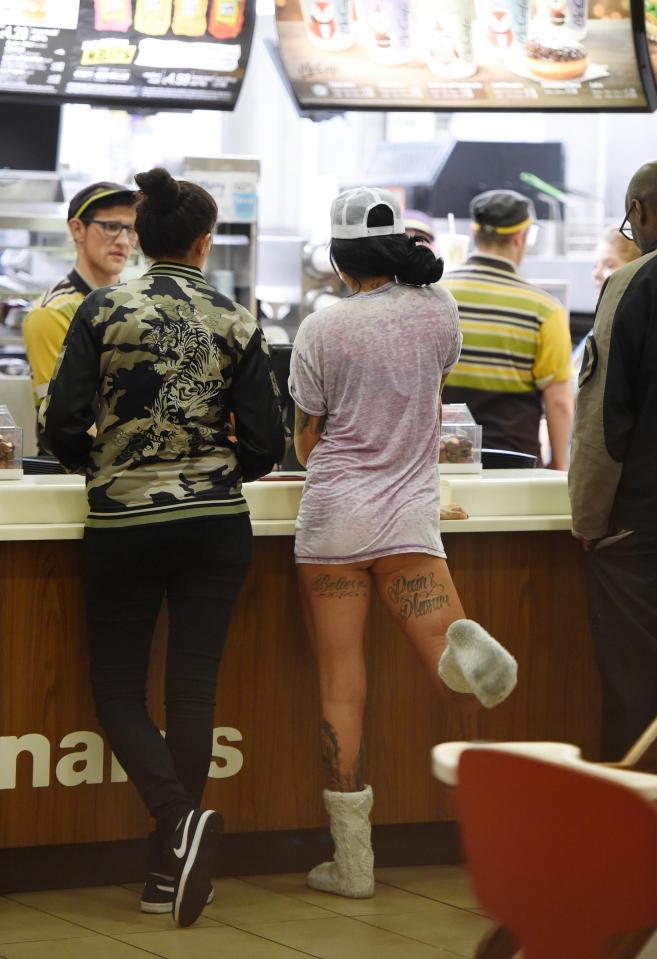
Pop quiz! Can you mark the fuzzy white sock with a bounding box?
[306,786,374,899]
[438,619,517,708]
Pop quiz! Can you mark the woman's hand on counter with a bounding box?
[441,503,469,521]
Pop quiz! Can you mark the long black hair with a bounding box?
[330,203,443,289]
[134,167,217,259]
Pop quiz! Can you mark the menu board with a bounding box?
[645,0,657,80]
[0,0,255,109]
[275,0,651,111]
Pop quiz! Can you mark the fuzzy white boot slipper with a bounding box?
[307,785,375,898]
[438,619,518,708]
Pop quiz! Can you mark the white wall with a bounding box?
[59,104,223,186]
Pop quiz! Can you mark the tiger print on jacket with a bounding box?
[40,261,285,528]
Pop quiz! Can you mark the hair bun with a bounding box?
[401,239,444,285]
[134,167,180,214]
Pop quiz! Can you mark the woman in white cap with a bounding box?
[289,187,517,900]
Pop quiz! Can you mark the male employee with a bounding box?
[23,181,137,413]
[404,209,436,250]
[442,190,573,469]
[570,161,657,760]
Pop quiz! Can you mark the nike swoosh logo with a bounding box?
[173,814,191,859]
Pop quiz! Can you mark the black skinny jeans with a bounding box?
[83,515,251,839]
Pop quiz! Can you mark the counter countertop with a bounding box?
[0,469,572,541]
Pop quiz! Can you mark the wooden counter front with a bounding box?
[0,530,599,857]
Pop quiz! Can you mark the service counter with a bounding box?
[0,471,600,891]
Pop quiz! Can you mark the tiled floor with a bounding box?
[1,865,657,958]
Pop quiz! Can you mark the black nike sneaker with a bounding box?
[139,871,215,914]
[169,809,222,927]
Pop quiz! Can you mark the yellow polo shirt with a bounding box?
[23,269,92,405]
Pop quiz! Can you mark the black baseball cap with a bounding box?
[470,190,536,236]
[67,181,136,221]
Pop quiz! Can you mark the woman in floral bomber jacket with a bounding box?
[41,167,285,928]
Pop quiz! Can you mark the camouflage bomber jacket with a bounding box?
[41,261,285,529]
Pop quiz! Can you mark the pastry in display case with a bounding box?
[440,403,482,474]
[0,406,23,480]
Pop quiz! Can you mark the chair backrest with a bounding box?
[457,749,657,959]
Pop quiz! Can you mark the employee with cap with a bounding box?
[404,209,436,250]
[23,181,137,422]
[442,189,574,469]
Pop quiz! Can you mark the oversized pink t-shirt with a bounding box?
[289,281,461,564]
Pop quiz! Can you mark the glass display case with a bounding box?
[440,403,482,474]
[0,405,23,480]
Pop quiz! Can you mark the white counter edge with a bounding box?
[0,515,573,542]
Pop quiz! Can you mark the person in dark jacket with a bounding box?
[570,161,657,761]
[41,167,285,926]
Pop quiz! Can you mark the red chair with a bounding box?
[456,749,657,959]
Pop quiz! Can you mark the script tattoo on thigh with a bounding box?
[387,572,450,622]
[320,720,366,792]
[310,574,367,599]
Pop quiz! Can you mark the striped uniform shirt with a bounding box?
[442,254,572,459]
[23,269,93,405]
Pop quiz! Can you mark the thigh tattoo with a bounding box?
[387,572,450,622]
[310,574,367,599]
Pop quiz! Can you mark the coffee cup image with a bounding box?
[486,6,514,48]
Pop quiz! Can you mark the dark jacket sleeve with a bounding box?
[569,257,650,539]
[231,328,286,481]
[603,280,649,462]
[39,299,99,472]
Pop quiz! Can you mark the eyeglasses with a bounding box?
[82,218,138,245]
[619,200,639,242]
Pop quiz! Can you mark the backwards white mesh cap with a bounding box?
[331,187,405,240]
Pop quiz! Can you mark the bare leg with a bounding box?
[372,552,479,710]
[298,562,372,791]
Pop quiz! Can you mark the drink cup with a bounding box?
[484,0,530,49]
[425,0,477,78]
[438,233,470,272]
[566,0,588,39]
[508,0,530,44]
[94,0,133,32]
[355,0,413,66]
[301,0,355,52]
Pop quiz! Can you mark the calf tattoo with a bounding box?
[320,720,366,791]
[387,572,449,622]
[310,574,367,599]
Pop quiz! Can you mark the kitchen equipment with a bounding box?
[3,302,29,330]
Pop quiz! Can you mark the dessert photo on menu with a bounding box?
[275,0,646,110]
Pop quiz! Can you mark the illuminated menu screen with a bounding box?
[0,0,255,109]
[276,0,649,111]
[646,0,657,80]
